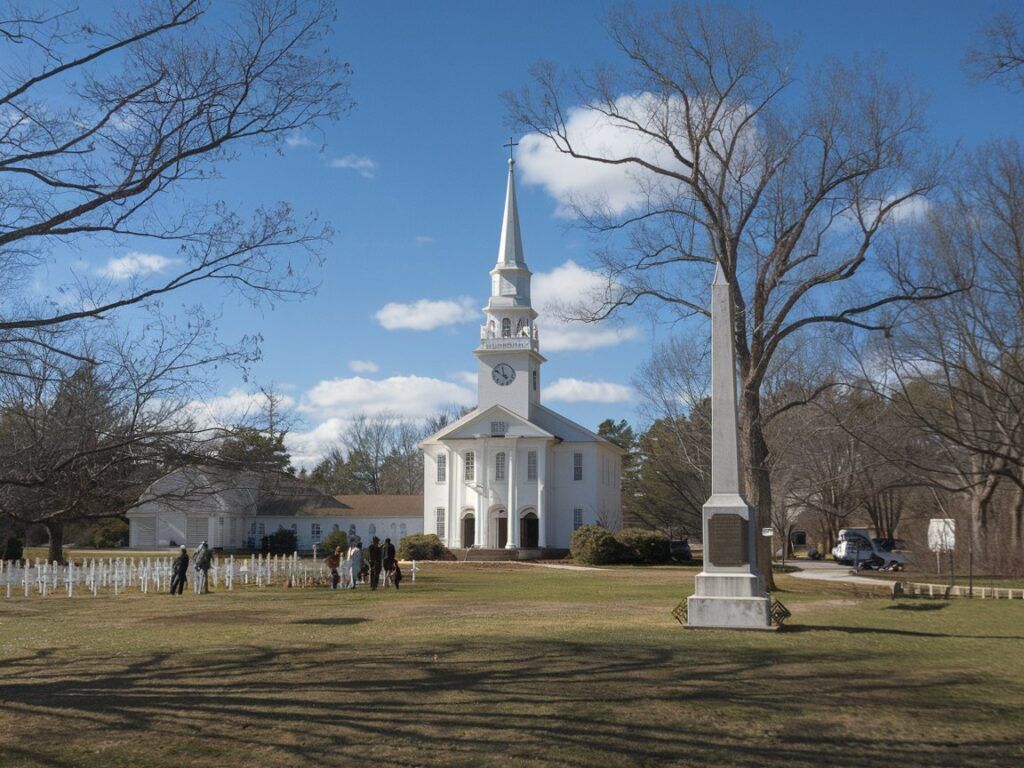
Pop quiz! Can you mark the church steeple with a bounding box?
[476,147,545,417]
[496,158,527,269]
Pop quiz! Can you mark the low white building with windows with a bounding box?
[419,157,624,552]
[126,466,422,550]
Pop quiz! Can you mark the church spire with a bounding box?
[496,152,527,269]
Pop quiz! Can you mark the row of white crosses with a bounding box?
[0,552,420,598]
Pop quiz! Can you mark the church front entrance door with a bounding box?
[462,515,475,548]
[496,517,508,548]
[521,511,539,548]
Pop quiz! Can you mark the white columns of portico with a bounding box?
[477,440,489,548]
[538,441,548,548]
[507,437,519,549]
[446,447,456,548]
[455,448,465,547]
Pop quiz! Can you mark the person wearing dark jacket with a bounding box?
[382,537,397,587]
[170,545,189,595]
[193,541,213,594]
[368,537,382,591]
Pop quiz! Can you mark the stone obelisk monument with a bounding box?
[687,262,772,629]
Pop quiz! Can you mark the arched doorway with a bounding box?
[520,510,539,548]
[489,507,508,548]
[461,512,475,548]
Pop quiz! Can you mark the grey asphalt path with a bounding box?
[786,559,895,588]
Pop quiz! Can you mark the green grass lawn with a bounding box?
[1,564,1022,768]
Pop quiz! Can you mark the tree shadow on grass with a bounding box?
[784,625,1024,641]
[886,603,949,612]
[290,617,368,627]
[0,637,1021,768]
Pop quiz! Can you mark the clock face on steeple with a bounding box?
[492,363,516,386]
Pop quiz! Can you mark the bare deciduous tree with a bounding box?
[0,0,350,363]
[966,12,1024,90]
[506,1,948,583]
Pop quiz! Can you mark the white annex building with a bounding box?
[420,157,624,552]
[127,467,422,550]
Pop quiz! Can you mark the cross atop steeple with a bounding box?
[503,135,519,164]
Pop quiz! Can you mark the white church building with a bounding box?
[420,156,624,552]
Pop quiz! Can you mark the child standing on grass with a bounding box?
[326,547,341,589]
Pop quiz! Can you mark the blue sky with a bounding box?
[59,0,1024,466]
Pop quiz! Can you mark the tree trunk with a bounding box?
[740,385,776,591]
[1011,481,1024,552]
[44,520,64,565]
[968,475,998,559]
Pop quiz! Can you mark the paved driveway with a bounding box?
[787,559,895,588]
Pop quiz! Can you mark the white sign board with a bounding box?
[761,527,774,537]
[928,518,956,552]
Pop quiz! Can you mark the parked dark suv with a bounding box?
[669,539,694,562]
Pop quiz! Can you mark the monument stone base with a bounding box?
[687,585,772,630]
[686,493,773,630]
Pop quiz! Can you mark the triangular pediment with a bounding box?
[420,405,553,444]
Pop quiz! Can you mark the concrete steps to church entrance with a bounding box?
[449,547,568,562]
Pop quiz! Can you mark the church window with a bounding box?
[437,454,447,483]
[348,524,357,540]
[435,508,445,539]
[573,452,583,481]
[369,524,376,538]
[533,370,538,391]
[400,523,407,539]
[516,318,527,336]
[258,523,266,538]
[250,521,257,535]
[501,318,512,337]
[573,508,584,530]
[491,420,507,436]
[527,451,537,481]
[311,523,321,545]
[465,451,475,481]
[390,522,397,540]
[495,452,506,481]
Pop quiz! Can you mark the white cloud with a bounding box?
[451,370,477,387]
[517,93,692,218]
[287,418,348,469]
[887,195,932,224]
[183,388,296,429]
[299,375,474,421]
[286,375,474,467]
[415,235,435,245]
[284,132,314,148]
[375,296,477,331]
[533,260,639,352]
[348,360,379,374]
[544,378,633,403]
[99,251,180,280]
[849,193,933,228]
[329,154,377,178]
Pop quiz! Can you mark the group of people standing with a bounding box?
[325,536,402,591]
[169,541,213,595]
[167,536,404,596]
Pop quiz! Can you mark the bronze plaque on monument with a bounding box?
[707,514,749,567]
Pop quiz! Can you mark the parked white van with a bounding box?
[831,528,908,570]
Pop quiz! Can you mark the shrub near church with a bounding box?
[397,534,453,561]
[571,525,671,565]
